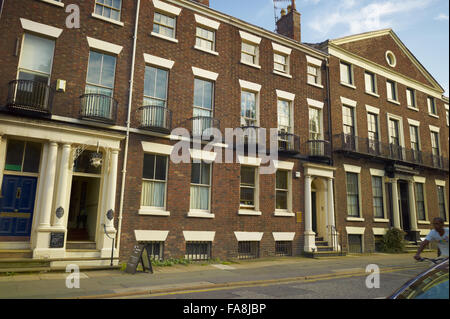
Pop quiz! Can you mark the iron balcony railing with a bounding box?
[278,131,300,154]
[304,139,332,159]
[137,105,172,133]
[238,125,262,146]
[333,133,449,171]
[80,93,118,123]
[7,79,54,114]
[187,116,220,140]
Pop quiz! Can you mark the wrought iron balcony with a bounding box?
[80,93,117,123]
[6,79,54,114]
[137,105,172,134]
[304,140,332,159]
[333,133,449,171]
[278,131,300,154]
[187,116,220,140]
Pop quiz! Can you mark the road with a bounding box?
[133,264,425,299]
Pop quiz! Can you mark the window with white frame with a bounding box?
[18,33,55,84]
[367,113,379,154]
[409,124,421,161]
[153,12,176,39]
[143,66,168,107]
[427,96,437,115]
[342,105,356,149]
[195,26,215,52]
[274,52,288,74]
[309,107,322,155]
[141,154,168,208]
[437,185,447,221]
[415,183,426,221]
[275,170,290,211]
[278,99,293,150]
[240,166,257,209]
[193,78,214,136]
[307,64,321,85]
[94,0,122,21]
[241,90,257,127]
[388,117,402,158]
[340,62,353,85]
[241,41,258,65]
[85,51,116,118]
[430,131,441,165]
[371,176,384,218]
[364,71,377,94]
[190,161,211,211]
[386,80,398,102]
[406,88,416,109]
[346,172,360,217]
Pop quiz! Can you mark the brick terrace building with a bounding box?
[0,0,447,267]
[310,30,449,253]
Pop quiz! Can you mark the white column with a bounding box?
[0,135,6,191]
[327,177,338,250]
[391,178,401,229]
[53,144,71,228]
[38,141,58,228]
[408,181,418,231]
[304,174,316,252]
[105,149,119,229]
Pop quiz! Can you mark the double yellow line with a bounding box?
[72,264,425,299]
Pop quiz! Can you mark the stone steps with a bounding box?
[0,250,33,259]
[304,251,347,258]
[66,241,97,250]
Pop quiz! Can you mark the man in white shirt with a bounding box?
[414,217,449,260]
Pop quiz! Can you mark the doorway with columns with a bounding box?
[303,163,338,253]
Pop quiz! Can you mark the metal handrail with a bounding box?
[80,93,118,123]
[137,105,172,131]
[278,131,300,153]
[7,79,54,113]
[188,116,220,139]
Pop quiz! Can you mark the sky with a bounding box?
[210,0,450,95]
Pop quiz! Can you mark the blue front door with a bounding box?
[0,175,37,237]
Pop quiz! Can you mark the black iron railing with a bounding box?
[80,93,118,123]
[187,116,220,140]
[7,79,54,113]
[137,105,172,133]
[305,140,332,158]
[239,126,261,146]
[333,133,449,171]
[278,132,300,154]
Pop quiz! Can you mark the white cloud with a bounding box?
[435,13,449,21]
[308,0,434,37]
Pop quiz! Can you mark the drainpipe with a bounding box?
[116,0,140,250]
[325,58,333,166]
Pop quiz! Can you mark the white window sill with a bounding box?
[274,210,295,217]
[194,45,219,56]
[387,98,400,106]
[365,91,379,98]
[151,32,178,43]
[138,207,170,216]
[340,82,356,90]
[240,60,261,69]
[428,113,439,119]
[273,70,292,79]
[238,209,262,216]
[307,81,324,89]
[407,106,419,112]
[346,217,365,222]
[373,218,389,223]
[418,220,430,225]
[91,13,124,27]
[187,211,215,219]
[40,0,64,7]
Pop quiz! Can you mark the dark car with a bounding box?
[388,258,449,299]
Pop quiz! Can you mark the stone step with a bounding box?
[315,237,324,242]
[66,241,97,250]
[317,246,334,252]
[0,267,51,274]
[0,258,51,269]
[0,250,33,259]
[304,251,347,258]
[315,241,329,247]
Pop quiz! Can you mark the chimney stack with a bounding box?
[276,1,301,42]
[193,0,210,7]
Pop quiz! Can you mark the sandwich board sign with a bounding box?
[125,243,153,274]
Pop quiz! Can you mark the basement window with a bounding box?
[275,241,292,256]
[238,241,259,259]
[185,241,211,261]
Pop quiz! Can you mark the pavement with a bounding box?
[0,252,438,299]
